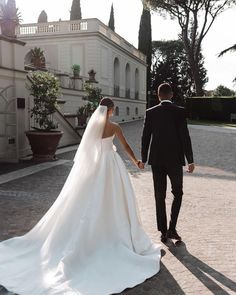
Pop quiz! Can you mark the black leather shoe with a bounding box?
[161,233,167,243]
[167,229,182,240]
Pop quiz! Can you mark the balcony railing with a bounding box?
[16,19,146,63]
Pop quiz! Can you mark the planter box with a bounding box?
[56,73,70,88]
[70,77,83,90]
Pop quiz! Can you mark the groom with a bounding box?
[141,83,195,243]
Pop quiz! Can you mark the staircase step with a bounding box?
[0,112,15,115]
[6,124,16,127]
[0,134,11,138]
[75,125,86,130]
[56,99,66,104]
[64,113,77,118]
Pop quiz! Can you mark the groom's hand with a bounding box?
[138,161,145,170]
[187,163,195,173]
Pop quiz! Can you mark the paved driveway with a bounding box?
[0,121,235,295]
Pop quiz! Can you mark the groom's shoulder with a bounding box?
[146,104,160,113]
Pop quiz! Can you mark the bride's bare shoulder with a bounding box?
[110,122,122,132]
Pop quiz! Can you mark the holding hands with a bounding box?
[135,160,145,170]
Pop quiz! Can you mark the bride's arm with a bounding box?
[114,124,142,168]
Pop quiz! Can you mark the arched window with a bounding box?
[135,68,139,99]
[115,106,119,116]
[125,63,131,98]
[114,57,120,97]
[126,107,130,116]
[135,107,138,115]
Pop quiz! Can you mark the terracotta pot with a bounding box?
[88,73,96,82]
[77,114,87,126]
[1,20,17,38]
[26,130,63,161]
[32,57,43,68]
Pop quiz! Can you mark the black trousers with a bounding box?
[151,164,183,234]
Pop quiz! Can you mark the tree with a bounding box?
[70,0,82,21]
[138,6,152,106]
[213,85,235,96]
[218,44,236,82]
[143,0,236,96]
[38,10,48,23]
[151,40,208,106]
[108,3,115,31]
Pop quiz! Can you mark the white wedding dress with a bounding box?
[0,106,161,295]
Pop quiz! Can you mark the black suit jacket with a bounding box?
[141,102,194,166]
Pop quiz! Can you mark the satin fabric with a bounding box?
[0,136,161,295]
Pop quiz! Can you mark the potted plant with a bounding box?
[30,47,46,69]
[26,71,63,161]
[82,83,102,109]
[0,1,22,38]
[77,105,87,126]
[88,69,96,82]
[71,64,81,78]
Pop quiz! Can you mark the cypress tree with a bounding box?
[138,6,152,107]
[70,0,82,21]
[38,10,48,23]
[108,3,115,31]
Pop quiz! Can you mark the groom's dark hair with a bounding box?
[158,83,172,97]
[100,97,114,109]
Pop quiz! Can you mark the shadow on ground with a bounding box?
[167,241,236,295]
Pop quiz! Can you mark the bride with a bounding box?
[0,97,161,295]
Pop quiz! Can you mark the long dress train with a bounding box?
[0,107,161,295]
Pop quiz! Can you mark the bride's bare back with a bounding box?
[102,120,116,139]
[100,97,143,168]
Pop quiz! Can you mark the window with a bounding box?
[126,107,130,116]
[115,106,119,116]
[135,68,139,99]
[135,107,138,115]
[125,63,131,98]
[114,57,120,97]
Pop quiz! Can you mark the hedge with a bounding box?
[185,96,236,121]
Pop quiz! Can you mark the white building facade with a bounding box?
[0,18,147,162]
[17,18,147,122]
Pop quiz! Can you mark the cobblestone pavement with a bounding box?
[0,121,236,295]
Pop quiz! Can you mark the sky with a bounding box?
[15,0,236,90]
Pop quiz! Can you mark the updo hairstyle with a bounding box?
[99,97,114,109]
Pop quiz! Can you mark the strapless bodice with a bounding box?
[101,135,115,152]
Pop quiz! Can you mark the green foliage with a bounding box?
[151,40,208,105]
[82,84,103,114]
[70,0,82,21]
[72,64,80,71]
[38,10,48,23]
[143,0,236,96]
[108,3,115,31]
[0,0,22,24]
[30,47,45,68]
[185,96,236,121]
[30,47,44,59]
[213,85,235,97]
[27,71,60,131]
